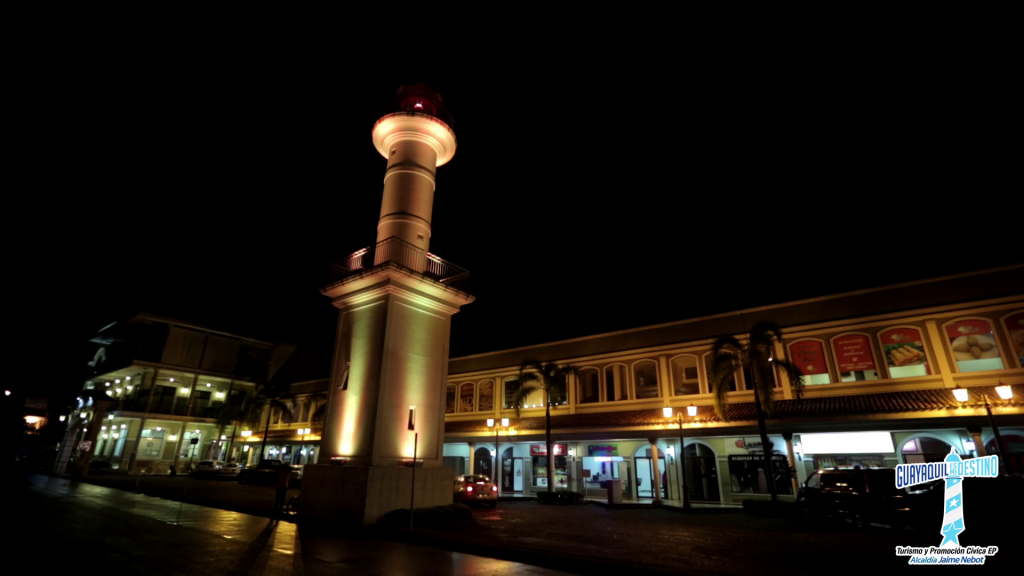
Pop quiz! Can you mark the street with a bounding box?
[13,474,568,576]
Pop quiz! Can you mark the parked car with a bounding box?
[796,467,941,529]
[238,459,284,486]
[454,474,497,508]
[191,460,225,478]
[217,462,245,479]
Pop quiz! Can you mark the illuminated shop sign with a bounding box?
[588,444,618,456]
[800,432,894,455]
[530,444,567,456]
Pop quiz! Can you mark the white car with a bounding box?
[217,462,245,479]
[191,460,224,478]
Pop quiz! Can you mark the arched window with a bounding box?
[604,364,629,402]
[829,333,880,382]
[878,326,931,378]
[787,339,831,385]
[670,355,700,396]
[477,380,494,411]
[578,368,600,404]
[704,352,738,392]
[1001,310,1024,369]
[459,382,475,413]
[943,318,1006,373]
[632,360,660,400]
[445,385,456,414]
[901,436,954,464]
[299,400,311,422]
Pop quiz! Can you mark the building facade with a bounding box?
[57,313,327,475]
[440,266,1024,504]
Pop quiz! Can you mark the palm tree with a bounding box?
[707,321,804,502]
[212,391,252,462]
[306,392,328,436]
[242,381,295,463]
[511,360,578,493]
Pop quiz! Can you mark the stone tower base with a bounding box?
[301,464,455,525]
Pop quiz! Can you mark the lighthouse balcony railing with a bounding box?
[329,237,470,293]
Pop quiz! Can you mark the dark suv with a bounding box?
[796,467,941,529]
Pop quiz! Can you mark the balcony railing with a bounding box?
[329,237,471,294]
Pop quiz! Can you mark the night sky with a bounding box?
[17,55,1020,407]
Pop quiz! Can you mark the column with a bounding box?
[468,442,475,475]
[783,433,799,495]
[649,438,662,504]
[967,428,987,457]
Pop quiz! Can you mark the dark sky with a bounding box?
[16,51,1020,406]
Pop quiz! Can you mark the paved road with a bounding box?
[14,474,569,576]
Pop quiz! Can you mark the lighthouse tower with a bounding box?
[302,84,474,524]
[940,448,966,547]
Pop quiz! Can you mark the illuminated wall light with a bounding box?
[4,391,9,396]
[108,414,114,420]
[126,385,133,391]
[120,424,126,429]
[220,435,226,440]
[195,430,201,434]
[180,388,189,395]
[101,426,107,431]
[953,386,969,402]
[964,440,977,451]
[105,382,110,387]
[169,378,174,382]
[102,434,108,439]
[687,404,698,417]
[206,383,211,387]
[215,392,224,398]
[169,435,178,441]
[125,377,131,381]
[243,446,249,452]
[156,427,162,431]
[115,388,122,394]
[112,433,119,439]
[59,416,66,422]
[115,379,121,384]
[995,385,1013,400]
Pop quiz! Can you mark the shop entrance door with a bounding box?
[501,447,523,492]
[684,443,720,502]
[635,458,668,499]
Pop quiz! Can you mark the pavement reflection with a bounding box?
[18,474,570,576]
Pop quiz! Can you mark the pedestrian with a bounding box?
[169,464,177,478]
[274,463,291,513]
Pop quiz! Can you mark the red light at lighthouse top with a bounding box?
[380,82,454,129]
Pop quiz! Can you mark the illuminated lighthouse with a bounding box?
[303,84,474,524]
[940,448,966,547]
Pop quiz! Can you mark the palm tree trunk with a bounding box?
[545,391,554,493]
[751,383,778,501]
[259,403,272,462]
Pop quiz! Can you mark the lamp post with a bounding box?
[408,406,417,530]
[663,404,697,509]
[954,384,1013,473]
[487,418,510,495]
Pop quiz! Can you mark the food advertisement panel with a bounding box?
[789,340,828,375]
[833,334,876,372]
[477,381,494,411]
[530,444,566,456]
[878,327,930,374]
[945,319,1001,364]
[1003,311,1024,367]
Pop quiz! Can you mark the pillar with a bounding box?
[967,428,987,457]
[468,442,475,475]
[783,433,799,495]
[649,438,662,504]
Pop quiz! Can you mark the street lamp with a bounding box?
[487,417,511,495]
[953,384,1012,472]
[663,404,697,508]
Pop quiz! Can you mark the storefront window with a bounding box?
[138,429,165,459]
[459,383,475,413]
[811,454,887,469]
[445,385,456,414]
[478,380,494,411]
[1002,311,1024,369]
[944,318,1005,372]
[604,365,629,402]
[788,340,831,385]
[633,361,659,400]
[578,368,600,404]
[530,444,567,489]
[728,454,792,495]
[670,355,700,396]
[831,333,879,382]
[878,326,930,378]
[704,353,738,392]
[582,456,623,491]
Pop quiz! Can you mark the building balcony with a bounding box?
[328,236,471,295]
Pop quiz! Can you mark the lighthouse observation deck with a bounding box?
[327,236,471,295]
